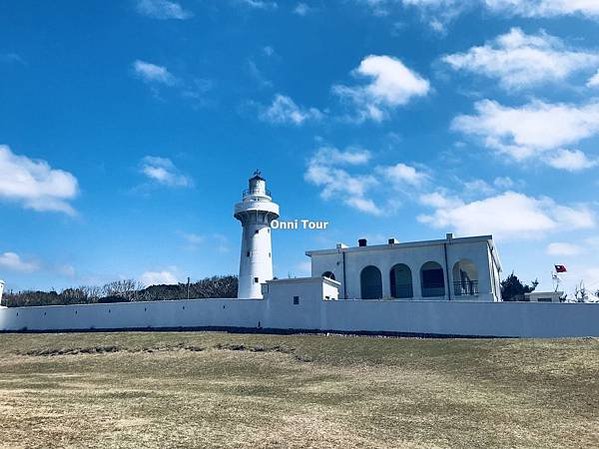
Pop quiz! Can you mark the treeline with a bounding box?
[3,276,238,308]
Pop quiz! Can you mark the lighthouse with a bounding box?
[234,171,280,298]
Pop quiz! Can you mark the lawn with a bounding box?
[0,332,597,448]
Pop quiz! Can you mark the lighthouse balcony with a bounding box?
[234,200,280,217]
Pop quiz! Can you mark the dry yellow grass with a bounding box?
[0,332,597,448]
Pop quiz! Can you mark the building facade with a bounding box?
[306,234,502,302]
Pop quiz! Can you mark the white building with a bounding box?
[234,172,279,299]
[306,234,502,302]
[525,291,564,303]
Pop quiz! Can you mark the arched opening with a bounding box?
[360,266,382,299]
[420,261,445,298]
[322,271,336,281]
[389,264,413,298]
[452,259,478,296]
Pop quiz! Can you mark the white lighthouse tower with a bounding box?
[234,171,280,298]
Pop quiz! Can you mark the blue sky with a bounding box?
[2,0,599,296]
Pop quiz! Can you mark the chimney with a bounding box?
[388,238,399,245]
[358,238,367,247]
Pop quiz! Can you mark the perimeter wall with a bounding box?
[1,296,598,338]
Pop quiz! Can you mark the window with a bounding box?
[254,277,259,283]
[360,266,383,299]
[322,271,336,280]
[255,229,259,234]
[390,264,413,298]
[293,296,300,305]
[247,251,250,257]
[538,297,552,302]
[420,261,445,298]
[452,259,478,296]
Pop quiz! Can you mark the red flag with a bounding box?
[555,264,567,273]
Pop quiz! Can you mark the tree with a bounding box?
[500,272,538,301]
[574,282,588,303]
[4,275,239,307]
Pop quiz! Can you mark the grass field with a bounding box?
[0,332,597,448]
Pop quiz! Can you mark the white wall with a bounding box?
[315,301,599,338]
[0,298,265,332]
[1,294,598,338]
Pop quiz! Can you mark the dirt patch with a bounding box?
[214,343,312,361]
[19,343,204,357]
[21,345,122,356]
[17,342,314,361]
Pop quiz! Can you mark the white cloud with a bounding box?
[418,191,595,239]
[293,3,312,15]
[462,179,496,196]
[305,146,428,215]
[136,0,193,19]
[452,99,599,169]
[493,176,516,189]
[484,0,599,19]
[395,0,599,20]
[305,147,382,215]
[443,28,599,89]
[0,53,25,65]
[140,156,192,187]
[0,145,78,214]
[239,0,278,9]
[547,242,584,256]
[181,233,204,247]
[260,94,323,125]
[403,0,471,29]
[544,149,598,171]
[402,0,461,7]
[378,163,429,187]
[420,191,461,209]
[247,59,273,88]
[309,146,372,166]
[0,252,39,273]
[363,1,599,26]
[333,55,430,122]
[359,0,461,18]
[132,60,176,85]
[588,70,599,87]
[140,270,178,286]
[57,264,76,278]
[262,46,275,57]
